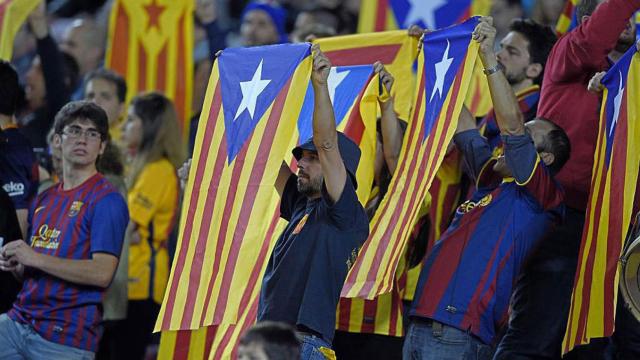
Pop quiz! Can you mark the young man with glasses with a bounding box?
[0,101,129,359]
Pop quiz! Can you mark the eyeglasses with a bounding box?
[61,126,103,141]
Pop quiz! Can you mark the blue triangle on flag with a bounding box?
[421,16,477,142]
[218,43,311,163]
[389,0,472,30]
[296,65,373,143]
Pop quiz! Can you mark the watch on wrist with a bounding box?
[483,62,505,75]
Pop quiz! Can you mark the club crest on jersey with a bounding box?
[457,194,493,215]
[292,214,309,235]
[31,224,61,250]
[68,201,84,217]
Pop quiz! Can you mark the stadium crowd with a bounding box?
[0,0,639,359]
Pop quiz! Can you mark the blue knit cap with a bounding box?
[241,1,289,44]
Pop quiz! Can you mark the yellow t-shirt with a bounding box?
[127,159,179,304]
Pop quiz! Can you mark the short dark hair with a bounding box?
[53,101,109,140]
[509,18,557,85]
[0,61,21,116]
[239,321,300,360]
[535,118,571,174]
[85,68,127,103]
[577,0,600,22]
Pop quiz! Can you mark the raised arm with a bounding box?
[474,18,525,136]
[310,44,347,203]
[374,61,403,174]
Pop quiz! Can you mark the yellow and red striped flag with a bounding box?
[563,47,640,354]
[313,31,418,122]
[358,0,491,33]
[155,43,312,333]
[105,0,193,133]
[556,0,580,36]
[342,17,480,300]
[0,0,39,60]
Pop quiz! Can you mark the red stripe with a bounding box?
[176,13,188,131]
[374,60,466,295]
[161,82,221,329]
[174,330,193,357]
[341,68,426,296]
[468,80,482,116]
[374,0,389,31]
[343,75,373,144]
[109,2,129,77]
[325,44,402,67]
[389,290,401,336]
[209,77,294,324]
[204,325,218,357]
[474,243,515,334]
[562,1,575,18]
[156,43,167,92]
[360,299,378,333]
[212,294,261,359]
[179,120,229,327]
[337,297,352,331]
[603,96,630,335]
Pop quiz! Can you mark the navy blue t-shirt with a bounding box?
[258,174,369,342]
[0,128,39,210]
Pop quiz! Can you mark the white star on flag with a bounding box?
[234,59,271,120]
[430,40,454,102]
[327,67,350,104]
[405,0,447,30]
[610,70,625,137]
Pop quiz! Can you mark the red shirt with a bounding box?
[537,0,640,210]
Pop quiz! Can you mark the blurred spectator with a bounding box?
[19,1,78,172]
[290,6,339,42]
[84,68,127,141]
[60,18,106,100]
[491,0,524,48]
[119,92,183,360]
[0,60,39,239]
[240,1,288,46]
[238,321,301,360]
[531,0,565,27]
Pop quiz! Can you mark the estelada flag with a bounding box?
[155,43,312,332]
[313,31,418,122]
[342,17,480,299]
[296,64,380,204]
[358,0,491,32]
[0,0,39,60]
[556,0,580,36]
[563,47,640,354]
[105,0,193,133]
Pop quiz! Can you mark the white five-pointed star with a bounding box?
[430,40,454,102]
[327,67,350,104]
[405,0,447,30]
[234,59,271,120]
[610,70,625,137]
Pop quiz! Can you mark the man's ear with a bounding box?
[580,15,590,24]
[99,140,107,156]
[540,151,555,167]
[526,63,543,80]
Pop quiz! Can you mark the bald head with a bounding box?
[61,19,105,76]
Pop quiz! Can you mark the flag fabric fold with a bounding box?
[156,43,312,332]
[563,47,640,354]
[105,0,193,133]
[556,0,580,36]
[0,0,40,60]
[341,17,481,300]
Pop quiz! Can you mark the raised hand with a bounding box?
[311,44,332,87]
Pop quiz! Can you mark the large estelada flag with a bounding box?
[342,17,480,299]
[313,31,418,122]
[556,0,580,36]
[0,0,39,60]
[105,0,193,133]
[156,43,312,333]
[563,47,640,354]
[358,0,491,32]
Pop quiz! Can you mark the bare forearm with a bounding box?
[380,100,402,173]
[312,83,338,147]
[32,254,116,288]
[456,105,477,134]
[16,209,28,239]
[479,53,524,135]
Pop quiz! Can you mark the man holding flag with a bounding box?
[403,18,571,359]
[257,44,369,358]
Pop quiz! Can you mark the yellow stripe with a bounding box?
[0,0,40,60]
[514,156,540,186]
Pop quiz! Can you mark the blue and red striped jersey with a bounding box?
[8,173,128,352]
[409,129,564,345]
